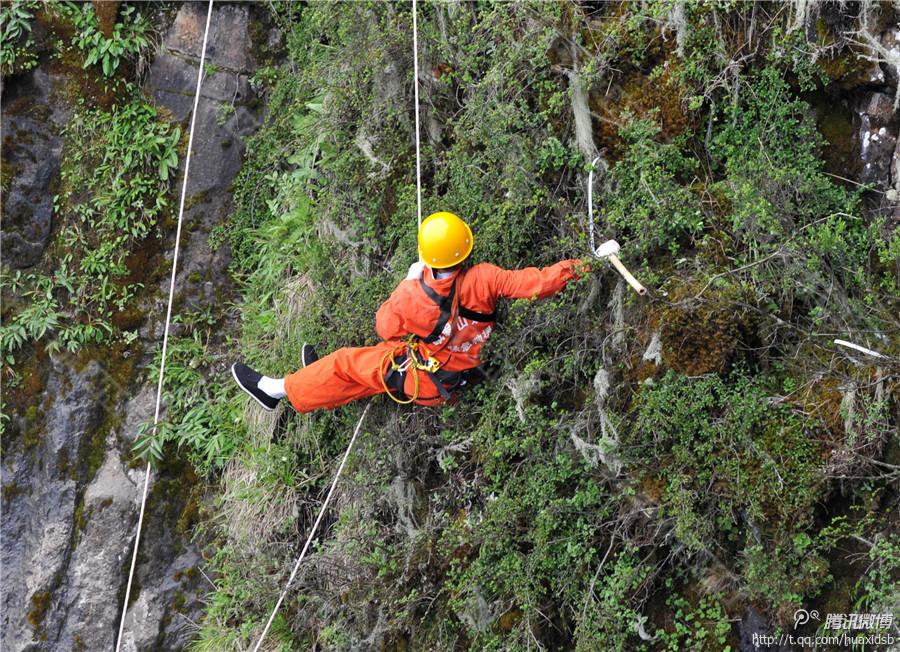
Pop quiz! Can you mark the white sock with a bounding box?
[258,376,286,399]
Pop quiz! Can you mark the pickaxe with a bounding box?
[587,156,647,296]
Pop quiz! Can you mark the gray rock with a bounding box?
[146,1,266,314]
[0,115,57,268]
[54,450,143,651]
[165,2,255,72]
[893,133,900,193]
[0,68,64,269]
[1,358,103,650]
[739,606,792,652]
[857,92,899,187]
[2,3,273,649]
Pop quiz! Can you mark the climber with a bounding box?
[231,211,590,412]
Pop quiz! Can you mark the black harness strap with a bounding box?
[418,276,496,339]
[458,305,496,322]
[419,277,457,343]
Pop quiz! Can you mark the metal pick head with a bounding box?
[594,239,620,258]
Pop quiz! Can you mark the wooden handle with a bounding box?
[608,254,647,295]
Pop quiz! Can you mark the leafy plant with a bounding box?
[605,114,702,256]
[0,0,40,77]
[1,97,178,364]
[132,322,242,473]
[56,1,150,77]
[656,585,732,652]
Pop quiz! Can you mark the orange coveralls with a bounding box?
[284,259,582,412]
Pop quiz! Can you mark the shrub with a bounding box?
[605,114,703,257]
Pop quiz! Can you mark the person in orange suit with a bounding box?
[232,212,590,412]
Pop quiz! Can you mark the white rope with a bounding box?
[115,1,214,649]
[251,401,371,652]
[587,155,601,254]
[412,0,423,228]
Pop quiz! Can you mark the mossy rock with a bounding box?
[655,279,760,376]
[590,66,696,158]
[27,590,51,636]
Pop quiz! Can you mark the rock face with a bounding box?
[1,3,275,651]
[1,358,108,649]
[0,68,64,268]
[857,91,899,187]
[146,0,265,312]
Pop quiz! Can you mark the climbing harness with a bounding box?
[115,1,214,650]
[379,271,497,405]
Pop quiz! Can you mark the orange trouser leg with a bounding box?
[284,343,395,413]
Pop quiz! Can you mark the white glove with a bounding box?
[406,261,426,280]
[594,239,620,258]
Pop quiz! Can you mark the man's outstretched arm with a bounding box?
[472,259,587,302]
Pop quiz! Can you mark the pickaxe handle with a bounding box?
[608,254,647,295]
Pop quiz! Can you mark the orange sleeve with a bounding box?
[472,259,585,301]
[375,279,418,340]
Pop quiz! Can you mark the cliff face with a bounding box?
[1,3,278,650]
[2,2,898,651]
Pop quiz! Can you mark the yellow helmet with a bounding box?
[418,211,474,268]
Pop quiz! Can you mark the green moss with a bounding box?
[815,103,860,178]
[2,482,22,503]
[656,279,759,376]
[56,446,70,476]
[72,501,92,547]
[176,495,200,534]
[27,590,51,634]
[183,189,211,210]
[111,307,145,331]
[23,406,41,450]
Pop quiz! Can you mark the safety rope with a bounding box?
[412,0,423,228]
[249,3,423,648]
[587,155,602,253]
[115,1,214,649]
[380,343,420,404]
[250,402,371,652]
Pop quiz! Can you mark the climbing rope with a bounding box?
[587,155,602,253]
[249,1,426,648]
[115,1,214,649]
[250,402,371,652]
[412,0,423,228]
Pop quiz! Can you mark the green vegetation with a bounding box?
[0,0,40,76]
[656,587,732,652]
[154,2,897,649]
[853,534,900,626]
[133,311,242,474]
[55,1,151,78]
[4,0,897,650]
[1,96,178,362]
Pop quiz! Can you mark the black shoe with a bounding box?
[231,362,280,411]
[301,343,319,368]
